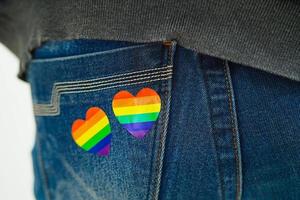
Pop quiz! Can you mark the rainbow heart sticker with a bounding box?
[112,88,161,138]
[71,107,112,156]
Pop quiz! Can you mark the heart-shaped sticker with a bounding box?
[112,88,161,138]
[71,107,111,156]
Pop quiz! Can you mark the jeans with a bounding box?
[27,39,300,200]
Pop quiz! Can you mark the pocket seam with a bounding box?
[33,65,173,116]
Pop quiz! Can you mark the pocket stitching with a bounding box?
[33,65,173,116]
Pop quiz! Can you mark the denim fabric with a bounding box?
[230,63,300,199]
[28,39,300,200]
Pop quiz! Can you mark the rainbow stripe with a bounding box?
[112,88,161,138]
[71,107,111,156]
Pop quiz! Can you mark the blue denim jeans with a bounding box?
[27,39,300,200]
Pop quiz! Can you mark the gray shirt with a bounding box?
[0,0,299,81]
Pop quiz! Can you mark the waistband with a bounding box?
[0,0,299,81]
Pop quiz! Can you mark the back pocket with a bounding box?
[27,40,176,200]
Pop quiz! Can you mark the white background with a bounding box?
[0,43,35,200]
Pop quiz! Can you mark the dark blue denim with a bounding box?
[27,39,300,200]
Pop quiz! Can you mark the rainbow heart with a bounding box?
[71,107,111,156]
[112,88,161,138]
